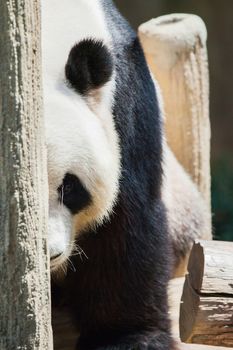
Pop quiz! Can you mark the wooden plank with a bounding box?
[180,278,233,346]
[180,343,231,350]
[179,241,233,347]
[169,277,232,349]
[188,240,233,294]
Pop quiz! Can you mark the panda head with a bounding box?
[44,39,120,272]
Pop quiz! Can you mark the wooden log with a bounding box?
[180,344,231,350]
[180,241,233,347]
[138,14,211,213]
[0,1,52,349]
[188,240,233,295]
[169,278,231,350]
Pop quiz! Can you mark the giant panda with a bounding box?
[41,1,210,349]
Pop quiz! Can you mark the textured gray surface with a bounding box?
[0,1,52,349]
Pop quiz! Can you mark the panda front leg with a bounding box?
[70,211,176,350]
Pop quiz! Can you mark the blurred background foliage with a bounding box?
[115,0,233,241]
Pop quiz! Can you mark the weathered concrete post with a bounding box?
[0,1,53,348]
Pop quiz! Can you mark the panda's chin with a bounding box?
[48,204,74,272]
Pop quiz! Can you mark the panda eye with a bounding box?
[57,173,91,214]
[63,182,73,195]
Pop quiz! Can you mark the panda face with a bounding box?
[42,0,120,271]
[45,80,120,271]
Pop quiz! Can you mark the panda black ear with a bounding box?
[65,39,113,95]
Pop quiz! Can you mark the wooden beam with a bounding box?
[180,344,230,350]
[180,241,233,347]
[169,277,232,350]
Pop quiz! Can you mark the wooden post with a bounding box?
[180,344,231,350]
[180,241,233,347]
[0,1,53,349]
[138,14,211,213]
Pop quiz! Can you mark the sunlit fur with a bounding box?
[42,0,120,266]
[42,1,210,349]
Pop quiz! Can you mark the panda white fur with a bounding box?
[42,0,121,269]
[42,1,210,349]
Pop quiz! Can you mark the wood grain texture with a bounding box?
[180,241,233,347]
[169,278,233,350]
[0,0,53,349]
[188,240,233,295]
[179,344,232,350]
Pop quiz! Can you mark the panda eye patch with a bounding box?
[57,173,91,215]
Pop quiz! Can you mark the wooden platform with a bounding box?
[53,276,232,349]
[169,278,233,349]
[180,345,230,350]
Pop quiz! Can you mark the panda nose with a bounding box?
[50,253,62,261]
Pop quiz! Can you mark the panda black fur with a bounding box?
[42,1,209,349]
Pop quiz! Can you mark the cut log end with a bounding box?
[187,241,205,292]
[180,241,233,347]
[139,14,207,60]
